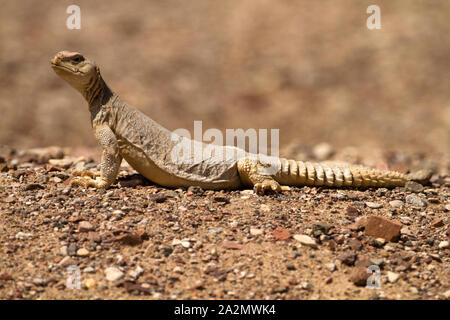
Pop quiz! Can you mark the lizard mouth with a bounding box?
[51,62,82,74]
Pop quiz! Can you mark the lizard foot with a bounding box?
[71,169,101,178]
[71,176,108,189]
[253,180,282,195]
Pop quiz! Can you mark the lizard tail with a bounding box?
[275,158,408,188]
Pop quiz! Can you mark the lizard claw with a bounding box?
[71,169,101,178]
[253,180,282,195]
[71,176,107,189]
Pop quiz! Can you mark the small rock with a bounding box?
[88,232,101,243]
[250,228,263,236]
[348,239,362,251]
[49,158,73,169]
[445,204,450,211]
[15,232,33,239]
[350,267,370,286]
[346,206,360,217]
[23,183,45,191]
[407,169,433,185]
[181,240,191,248]
[58,256,75,267]
[405,181,424,193]
[312,222,333,235]
[364,216,402,242]
[438,241,449,249]
[79,221,94,232]
[312,142,334,161]
[273,227,291,241]
[373,238,386,247]
[84,278,96,289]
[365,202,382,209]
[389,200,404,209]
[77,248,89,256]
[325,263,336,272]
[222,241,243,250]
[148,193,168,203]
[431,219,444,228]
[293,234,317,248]
[410,287,419,294]
[105,267,124,282]
[67,244,78,256]
[83,266,95,273]
[405,194,427,207]
[115,232,144,246]
[387,271,400,283]
[129,266,144,280]
[337,252,357,266]
[60,246,68,256]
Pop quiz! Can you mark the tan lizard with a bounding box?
[51,51,425,194]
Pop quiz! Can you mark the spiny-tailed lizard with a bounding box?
[51,51,426,194]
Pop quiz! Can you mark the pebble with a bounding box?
[389,200,404,209]
[48,158,74,168]
[405,181,424,193]
[67,244,78,256]
[105,267,124,282]
[373,238,386,247]
[250,228,263,236]
[405,194,427,207]
[325,263,336,272]
[438,241,449,249]
[312,142,334,161]
[445,204,450,211]
[293,234,317,248]
[312,222,333,235]
[77,248,89,256]
[337,252,357,266]
[15,232,33,239]
[129,266,144,279]
[431,219,444,228]
[83,266,95,273]
[84,278,96,289]
[181,241,191,248]
[79,221,94,232]
[346,206,360,217]
[410,287,419,294]
[273,227,292,241]
[58,256,75,268]
[350,267,370,286]
[365,202,382,209]
[60,246,68,256]
[387,271,400,283]
[364,216,402,242]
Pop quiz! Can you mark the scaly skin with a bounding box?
[51,51,414,194]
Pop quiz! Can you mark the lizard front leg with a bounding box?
[237,157,289,194]
[71,125,122,189]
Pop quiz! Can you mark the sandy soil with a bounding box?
[0,146,448,300]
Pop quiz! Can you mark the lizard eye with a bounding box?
[72,56,84,63]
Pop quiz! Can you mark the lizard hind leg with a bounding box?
[237,157,289,195]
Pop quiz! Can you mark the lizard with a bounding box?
[50,51,426,194]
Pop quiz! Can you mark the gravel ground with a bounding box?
[0,146,448,300]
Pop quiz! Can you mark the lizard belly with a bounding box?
[118,140,241,189]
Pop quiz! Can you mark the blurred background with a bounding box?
[0,0,449,164]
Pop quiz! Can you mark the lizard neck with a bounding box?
[83,68,114,113]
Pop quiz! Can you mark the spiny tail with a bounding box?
[275,158,408,188]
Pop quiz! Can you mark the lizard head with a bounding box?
[51,51,100,93]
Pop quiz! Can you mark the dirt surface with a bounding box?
[0,146,448,300]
